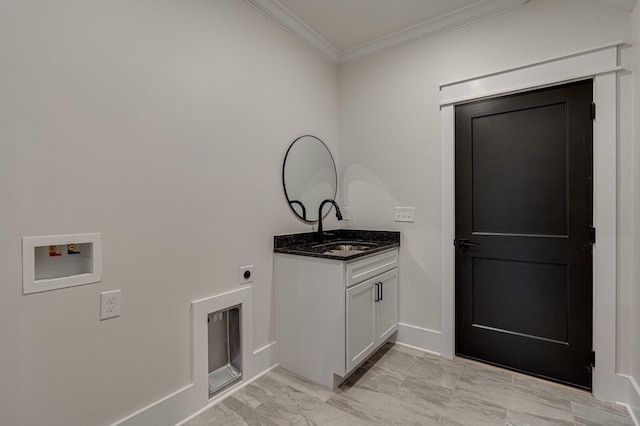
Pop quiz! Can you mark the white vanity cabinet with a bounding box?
[275,248,399,389]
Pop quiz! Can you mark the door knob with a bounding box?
[456,238,479,249]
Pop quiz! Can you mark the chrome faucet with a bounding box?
[317,199,343,243]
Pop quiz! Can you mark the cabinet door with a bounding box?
[375,268,399,344]
[346,279,375,372]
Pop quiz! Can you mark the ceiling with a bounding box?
[245,0,637,67]
[277,0,481,53]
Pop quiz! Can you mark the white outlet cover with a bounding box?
[239,265,254,284]
[100,290,121,320]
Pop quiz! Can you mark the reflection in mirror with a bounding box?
[283,135,337,222]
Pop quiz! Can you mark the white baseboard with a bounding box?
[393,323,442,355]
[253,341,278,375]
[112,384,195,426]
[113,342,277,426]
[623,375,640,426]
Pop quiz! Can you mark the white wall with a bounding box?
[338,0,635,373]
[0,1,338,425]
[3,0,639,424]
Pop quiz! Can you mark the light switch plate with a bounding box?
[395,207,415,223]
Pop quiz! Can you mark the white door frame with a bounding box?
[439,44,626,402]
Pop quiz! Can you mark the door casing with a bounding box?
[438,44,624,403]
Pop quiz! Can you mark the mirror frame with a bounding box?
[282,135,337,223]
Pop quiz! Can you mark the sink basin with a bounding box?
[313,241,377,249]
[313,241,378,255]
[330,244,373,252]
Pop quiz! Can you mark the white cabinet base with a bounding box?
[275,249,399,389]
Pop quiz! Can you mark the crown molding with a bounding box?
[244,0,340,64]
[339,0,529,66]
[245,0,529,66]
[590,0,637,12]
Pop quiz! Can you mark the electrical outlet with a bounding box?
[395,207,415,223]
[100,290,121,320]
[239,265,254,284]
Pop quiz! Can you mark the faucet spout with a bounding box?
[317,199,343,243]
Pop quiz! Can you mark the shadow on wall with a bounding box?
[342,164,396,228]
[342,163,441,331]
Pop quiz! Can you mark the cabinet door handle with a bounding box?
[374,283,380,302]
[379,281,383,301]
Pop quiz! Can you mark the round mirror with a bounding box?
[282,135,337,222]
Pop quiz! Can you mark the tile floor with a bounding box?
[183,343,634,426]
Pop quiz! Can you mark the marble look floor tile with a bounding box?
[185,396,278,426]
[507,408,576,426]
[367,344,426,377]
[395,375,506,426]
[266,367,334,402]
[233,373,287,408]
[328,386,440,426]
[310,406,372,426]
[572,402,634,426]
[454,368,575,423]
[338,364,404,396]
[410,356,464,390]
[512,373,632,424]
[256,385,356,426]
[438,417,504,426]
[393,375,453,417]
[456,357,515,384]
[564,389,631,418]
[454,364,516,395]
[423,351,465,370]
[510,373,603,409]
[440,390,508,426]
[360,342,395,369]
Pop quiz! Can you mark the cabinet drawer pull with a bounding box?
[374,281,383,302]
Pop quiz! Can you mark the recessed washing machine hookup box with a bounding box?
[22,233,102,294]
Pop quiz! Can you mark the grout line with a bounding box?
[451,370,462,390]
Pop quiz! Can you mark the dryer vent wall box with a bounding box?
[22,233,102,294]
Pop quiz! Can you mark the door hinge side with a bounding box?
[591,102,596,120]
[589,226,596,244]
[590,350,596,367]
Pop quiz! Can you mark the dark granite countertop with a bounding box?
[274,229,400,261]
